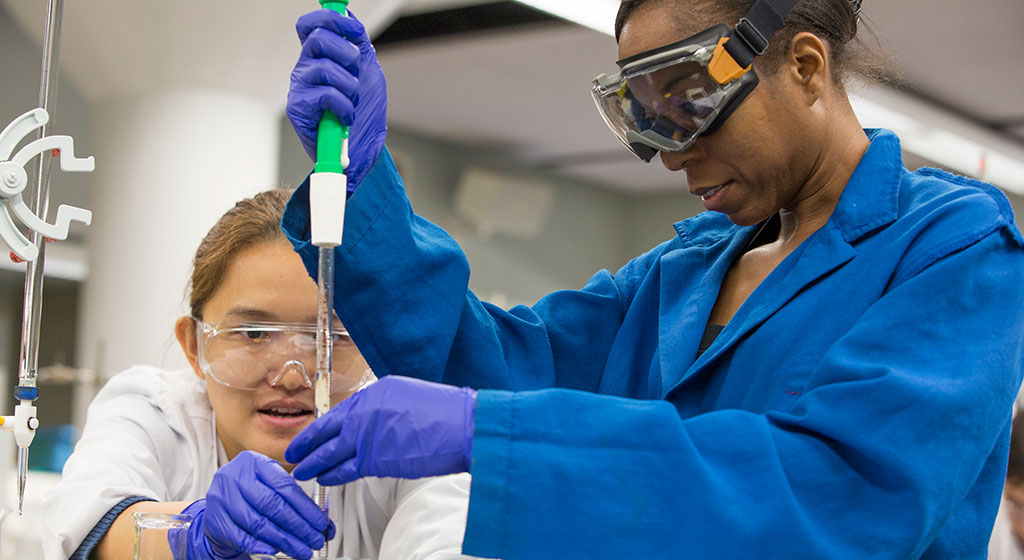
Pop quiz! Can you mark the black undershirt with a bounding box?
[697,323,726,357]
[696,214,781,358]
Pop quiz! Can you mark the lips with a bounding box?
[256,400,314,431]
[257,399,313,418]
[692,180,734,212]
[260,407,309,418]
[701,183,727,200]
[692,180,732,199]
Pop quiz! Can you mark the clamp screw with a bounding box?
[3,170,18,187]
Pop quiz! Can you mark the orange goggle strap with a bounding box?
[709,0,798,84]
[709,37,751,85]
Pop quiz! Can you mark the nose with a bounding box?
[659,138,704,172]
[660,150,687,172]
[268,359,313,390]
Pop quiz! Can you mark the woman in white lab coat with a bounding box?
[41,189,475,560]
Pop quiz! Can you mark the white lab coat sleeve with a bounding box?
[41,367,191,560]
[377,473,485,560]
[989,499,1024,560]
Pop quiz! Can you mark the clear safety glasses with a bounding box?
[592,0,803,162]
[591,24,758,162]
[193,318,375,393]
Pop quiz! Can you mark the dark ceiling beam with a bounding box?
[375,1,565,48]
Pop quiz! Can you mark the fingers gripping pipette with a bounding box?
[309,1,351,558]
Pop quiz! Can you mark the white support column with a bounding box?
[76,90,280,377]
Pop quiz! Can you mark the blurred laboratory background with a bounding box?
[0,1,1022,557]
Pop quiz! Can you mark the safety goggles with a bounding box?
[592,0,800,161]
[193,318,375,393]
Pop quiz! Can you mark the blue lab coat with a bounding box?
[283,129,1024,559]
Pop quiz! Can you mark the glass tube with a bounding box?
[132,512,192,560]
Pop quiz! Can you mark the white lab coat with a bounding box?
[41,366,477,560]
[990,498,1024,560]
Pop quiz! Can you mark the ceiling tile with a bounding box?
[862,0,1024,126]
[379,23,620,161]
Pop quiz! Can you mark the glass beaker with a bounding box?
[132,512,192,560]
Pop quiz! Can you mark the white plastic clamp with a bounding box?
[1,401,39,449]
[0,108,94,261]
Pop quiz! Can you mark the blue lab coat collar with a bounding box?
[660,129,903,398]
[669,128,903,249]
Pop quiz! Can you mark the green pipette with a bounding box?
[315,1,351,177]
[310,2,350,558]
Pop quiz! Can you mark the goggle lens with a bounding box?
[195,321,374,394]
[628,58,723,128]
[591,24,757,161]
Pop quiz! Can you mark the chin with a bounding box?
[248,436,293,465]
[722,211,761,227]
[724,204,777,227]
[263,446,290,466]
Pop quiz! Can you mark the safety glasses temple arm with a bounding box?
[192,319,350,336]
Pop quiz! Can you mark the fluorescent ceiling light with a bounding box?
[849,80,1024,195]
[513,0,618,36]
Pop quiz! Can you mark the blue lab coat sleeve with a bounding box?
[282,148,652,393]
[282,135,1024,558]
[467,229,1024,559]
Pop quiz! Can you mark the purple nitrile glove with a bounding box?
[182,451,335,560]
[285,376,477,485]
[287,9,388,192]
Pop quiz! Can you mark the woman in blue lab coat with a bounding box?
[280,0,1024,558]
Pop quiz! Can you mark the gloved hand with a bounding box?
[182,450,335,560]
[287,9,388,192]
[285,376,477,485]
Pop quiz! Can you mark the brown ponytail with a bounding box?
[186,188,293,319]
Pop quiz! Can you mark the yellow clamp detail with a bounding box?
[0,416,5,426]
[708,37,751,85]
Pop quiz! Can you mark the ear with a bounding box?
[785,31,831,106]
[174,316,205,380]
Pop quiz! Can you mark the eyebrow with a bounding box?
[222,307,342,328]
[222,307,280,322]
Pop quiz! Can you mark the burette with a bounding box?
[309,1,351,557]
[0,0,93,516]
